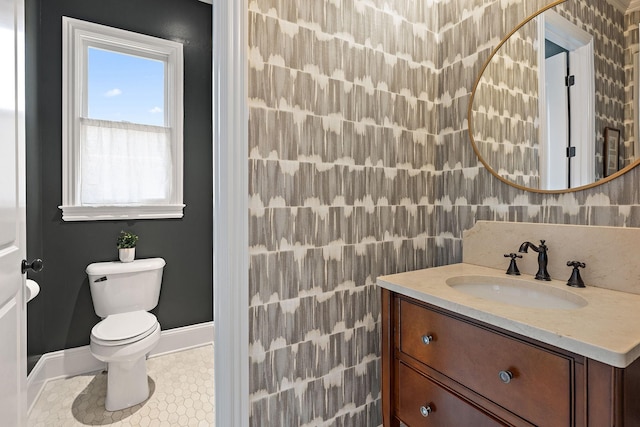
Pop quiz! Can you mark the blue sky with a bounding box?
[87,48,165,126]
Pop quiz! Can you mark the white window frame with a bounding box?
[60,17,184,221]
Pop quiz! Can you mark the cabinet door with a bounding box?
[397,362,506,427]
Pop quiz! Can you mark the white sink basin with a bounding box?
[446,275,587,310]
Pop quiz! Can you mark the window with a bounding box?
[61,17,184,221]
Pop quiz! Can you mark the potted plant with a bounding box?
[116,230,138,262]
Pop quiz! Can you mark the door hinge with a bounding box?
[566,75,575,87]
[567,146,576,158]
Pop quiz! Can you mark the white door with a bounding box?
[544,52,569,190]
[568,45,595,187]
[0,0,27,425]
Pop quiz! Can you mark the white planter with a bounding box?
[118,248,135,263]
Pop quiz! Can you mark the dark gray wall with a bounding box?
[25,0,213,368]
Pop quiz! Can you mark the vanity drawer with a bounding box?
[397,362,505,426]
[398,299,571,426]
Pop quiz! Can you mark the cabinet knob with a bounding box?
[419,405,432,417]
[421,335,433,345]
[498,370,513,384]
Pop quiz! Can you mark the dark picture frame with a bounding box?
[604,127,620,177]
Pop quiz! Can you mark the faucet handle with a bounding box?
[567,261,586,268]
[504,253,523,275]
[566,261,586,288]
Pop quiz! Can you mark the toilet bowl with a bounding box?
[86,258,165,411]
[90,311,161,411]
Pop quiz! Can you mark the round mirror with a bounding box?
[468,0,640,193]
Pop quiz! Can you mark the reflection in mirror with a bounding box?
[469,0,640,192]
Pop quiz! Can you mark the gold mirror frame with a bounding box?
[467,0,640,194]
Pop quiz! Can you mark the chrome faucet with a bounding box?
[518,240,551,281]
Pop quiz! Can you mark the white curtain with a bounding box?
[80,118,172,205]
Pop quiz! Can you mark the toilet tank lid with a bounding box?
[86,257,166,275]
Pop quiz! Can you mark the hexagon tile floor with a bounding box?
[28,344,215,426]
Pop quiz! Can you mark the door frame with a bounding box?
[634,36,640,161]
[212,0,249,426]
[537,10,595,189]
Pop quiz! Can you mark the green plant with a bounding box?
[116,230,138,249]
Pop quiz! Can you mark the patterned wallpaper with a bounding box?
[472,21,541,188]
[624,10,640,167]
[247,1,437,424]
[247,0,640,425]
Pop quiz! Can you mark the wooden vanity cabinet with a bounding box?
[381,288,640,427]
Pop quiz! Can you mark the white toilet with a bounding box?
[86,257,165,411]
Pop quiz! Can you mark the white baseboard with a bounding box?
[148,321,214,358]
[27,321,214,414]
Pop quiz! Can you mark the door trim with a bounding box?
[212,0,249,426]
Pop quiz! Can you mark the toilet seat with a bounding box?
[91,311,158,347]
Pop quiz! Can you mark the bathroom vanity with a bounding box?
[378,222,640,426]
[379,268,640,426]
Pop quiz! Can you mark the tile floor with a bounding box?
[28,344,214,427]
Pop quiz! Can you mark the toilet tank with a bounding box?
[86,258,165,317]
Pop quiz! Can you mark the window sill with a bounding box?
[59,204,185,221]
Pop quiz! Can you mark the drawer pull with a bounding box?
[421,335,434,345]
[498,370,513,384]
[419,405,432,417]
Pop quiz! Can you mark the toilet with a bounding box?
[86,257,165,411]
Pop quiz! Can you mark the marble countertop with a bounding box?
[377,263,640,368]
